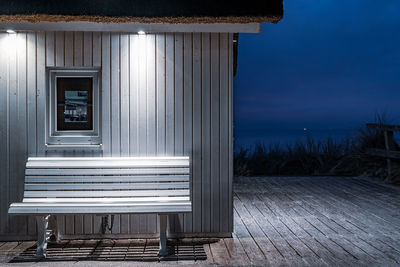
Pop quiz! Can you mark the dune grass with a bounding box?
[234,124,399,181]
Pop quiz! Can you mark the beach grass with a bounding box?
[234,124,399,182]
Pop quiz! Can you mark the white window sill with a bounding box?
[45,144,103,151]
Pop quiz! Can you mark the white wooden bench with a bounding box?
[8,157,191,258]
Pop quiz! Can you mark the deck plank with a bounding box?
[200,238,215,265]
[0,241,20,262]
[233,206,275,265]
[2,175,400,266]
[208,238,230,265]
[299,178,400,243]
[250,181,337,266]
[223,234,251,266]
[253,176,400,266]
[323,178,400,225]
[288,177,396,233]
[289,179,393,265]
[294,180,400,265]
[251,194,330,265]
[287,187,400,265]
[235,194,308,266]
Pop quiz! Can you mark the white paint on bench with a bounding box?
[26,157,190,168]
[23,190,190,198]
[25,175,189,183]
[22,196,190,203]
[8,156,192,258]
[24,182,190,190]
[25,168,189,175]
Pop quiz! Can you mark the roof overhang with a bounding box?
[0,20,262,33]
[0,0,283,33]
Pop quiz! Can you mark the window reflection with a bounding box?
[57,77,93,131]
[64,91,88,123]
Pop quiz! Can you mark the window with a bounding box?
[46,68,101,148]
[57,78,93,131]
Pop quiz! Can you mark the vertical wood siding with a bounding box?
[0,31,234,239]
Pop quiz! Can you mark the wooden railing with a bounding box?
[365,123,399,182]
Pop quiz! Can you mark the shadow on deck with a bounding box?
[1,176,400,266]
[9,239,207,263]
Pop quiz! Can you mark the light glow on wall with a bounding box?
[5,30,17,54]
[137,31,146,35]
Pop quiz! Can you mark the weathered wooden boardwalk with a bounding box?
[2,176,400,266]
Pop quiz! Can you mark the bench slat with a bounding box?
[28,156,189,161]
[25,182,189,190]
[12,202,191,207]
[27,159,189,169]
[24,189,190,198]
[9,203,192,214]
[22,196,190,203]
[25,168,189,176]
[25,175,189,183]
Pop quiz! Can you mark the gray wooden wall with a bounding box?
[0,31,234,240]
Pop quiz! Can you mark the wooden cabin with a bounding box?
[0,0,283,241]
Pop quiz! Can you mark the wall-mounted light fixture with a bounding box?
[6,29,16,34]
[138,31,146,35]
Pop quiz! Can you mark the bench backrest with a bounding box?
[23,157,190,203]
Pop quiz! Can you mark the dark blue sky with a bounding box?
[234,0,400,142]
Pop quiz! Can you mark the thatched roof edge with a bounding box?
[0,14,282,24]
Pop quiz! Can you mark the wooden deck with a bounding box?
[2,176,400,266]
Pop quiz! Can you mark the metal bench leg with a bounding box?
[48,215,60,243]
[55,216,62,242]
[158,214,168,256]
[35,215,49,258]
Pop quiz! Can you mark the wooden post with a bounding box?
[158,214,168,256]
[384,130,392,182]
[35,216,49,258]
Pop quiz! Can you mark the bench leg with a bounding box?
[158,214,168,256]
[48,215,60,243]
[35,215,49,258]
[55,216,62,242]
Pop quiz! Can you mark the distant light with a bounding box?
[304,128,307,131]
[138,31,146,35]
[6,29,16,34]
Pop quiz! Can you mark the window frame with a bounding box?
[46,67,102,149]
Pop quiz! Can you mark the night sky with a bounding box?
[234,0,400,148]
